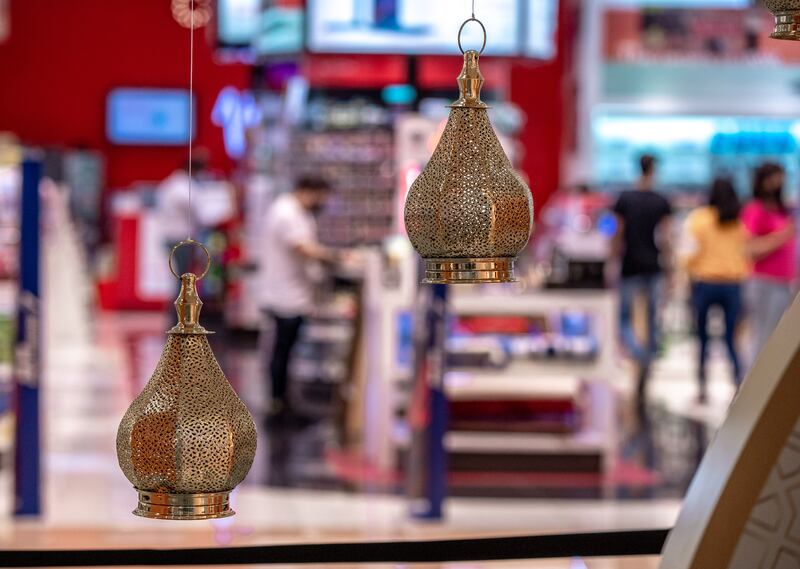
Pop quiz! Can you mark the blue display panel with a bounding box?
[307,0,521,56]
[217,0,262,47]
[254,6,305,55]
[525,0,558,60]
[106,89,195,146]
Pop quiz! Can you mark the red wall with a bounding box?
[0,0,249,189]
[510,0,578,212]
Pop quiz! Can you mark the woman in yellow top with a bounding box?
[685,178,749,403]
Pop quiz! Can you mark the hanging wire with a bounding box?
[472,0,475,18]
[186,0,195,241]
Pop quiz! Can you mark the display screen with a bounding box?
[307,0,521,56]
[106,89,195,146]
[254,6,305,55]
[217,0,262,47]
[525,0,557,59]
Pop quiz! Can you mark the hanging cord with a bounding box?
[186,0,195,241]
[472,0,475,18]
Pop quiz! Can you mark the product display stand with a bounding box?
[373,279,621,485]
[362,241,417,471]
[444,288,619,476]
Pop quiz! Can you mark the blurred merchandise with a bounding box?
[603,4,775,63]
[533,186,614,289]
[62,150,104,258]
[0,137,16,518]
[0,160,19,281]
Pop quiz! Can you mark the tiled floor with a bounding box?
[0,307,742,568]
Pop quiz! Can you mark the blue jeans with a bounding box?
[619,274,661,368]
[692,281,742,388]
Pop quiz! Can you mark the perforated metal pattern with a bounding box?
[404,106,533,262]
[766,0,800,12]
[765,1,800,40]
[116,333,257,495]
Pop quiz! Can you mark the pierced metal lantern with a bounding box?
[116,240,256,520]
[766,1,800,40]
[403,18,533,284]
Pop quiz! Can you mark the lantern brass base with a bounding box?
[422,257,516,284]
[771,12,800,41]
[133,490,234,520]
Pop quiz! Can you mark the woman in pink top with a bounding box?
[742,163,797,360]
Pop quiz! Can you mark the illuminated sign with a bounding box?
[211,87,261,160]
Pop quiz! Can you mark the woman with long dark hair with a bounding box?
[742,163,796,359]
[686,178,748,402]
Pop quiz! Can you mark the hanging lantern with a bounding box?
[404,18,533,284]
[766,1,800,40]
[116,240,257,520]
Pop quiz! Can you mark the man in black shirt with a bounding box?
[612,155,673,403]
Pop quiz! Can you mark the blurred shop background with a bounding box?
[0,0,797,567]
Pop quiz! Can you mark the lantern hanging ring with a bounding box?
[458,17,487,55]
[169,238,211,280]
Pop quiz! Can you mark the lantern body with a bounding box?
[765,1,800,40]
[116,273,256,519]
[404,50,533,283]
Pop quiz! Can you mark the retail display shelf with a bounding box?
[450,289,616,316]
[445,368,582,400]
[290,129,395,247]
[441,289,618,474]
[302,323,354,342]
[394,429,606,452]
[444,430,607,455]
[372,279,621,472]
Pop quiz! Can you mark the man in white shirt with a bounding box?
[258,177,337,416]
[156,153,211,281]
[156,152,235,305]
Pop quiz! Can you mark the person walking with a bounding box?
[257,176,338,419]
[685,178,749,403]
[742,163,797,360]
[612,154,673,404]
